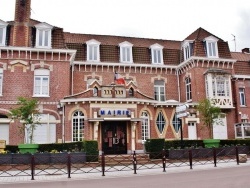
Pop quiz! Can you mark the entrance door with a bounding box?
[188,122,197,140]
[102,121,127,154]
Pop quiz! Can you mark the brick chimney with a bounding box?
[242,48,250,53]
[12,0,31,47]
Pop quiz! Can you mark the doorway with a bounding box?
[102,121,127,154]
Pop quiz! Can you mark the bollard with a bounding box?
[162,149,166,172]
[31,154,35,180]
[213,147,217,167]
[101,152,105,176]
[189,149,193,170]
[236,146,239,165]
[67,153,71,178]
[133,151,137,174]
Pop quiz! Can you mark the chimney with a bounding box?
[12,0,31,47]
[242,48,250,53]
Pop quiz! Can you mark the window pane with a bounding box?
[34,77,41,94]
[89,46,93,60]
[39,30,43,46]
[42,77,49,95]
[44,31,49,46]
[0,28,3,44]
[94,46,97,60]
[156,112,165,133]
[0,73,2,94]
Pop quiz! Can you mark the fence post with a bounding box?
[236,146,239,165]
[101,152,105,176]
[213,147,217,167]
[133,151,137,174]
[67,153,71,178]
[189,149,193,170]
[162,149,166,172]
[31,154,35,180]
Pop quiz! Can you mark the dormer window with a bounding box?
[0,20,8,46]
[119,41,133,63]
[86,39,100,62]
[204,36,219,58]
[150,44,163,64]
[35,22,53,48]
[182,40,193,60]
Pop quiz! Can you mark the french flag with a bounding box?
[114,71,125,85]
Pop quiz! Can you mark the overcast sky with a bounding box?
[1,0,250,52]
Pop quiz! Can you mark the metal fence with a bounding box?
[0,146,249,180]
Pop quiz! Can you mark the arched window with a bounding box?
[93,87,98,97]
[129,88,134,97]
[156,111,166,134]
[141,111,150,142]
[72,111,84,141]
[172,113,182,133]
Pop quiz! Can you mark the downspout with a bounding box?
[62,104,65,143]
[177,69,181,102]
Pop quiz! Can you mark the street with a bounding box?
[1,165,249,188]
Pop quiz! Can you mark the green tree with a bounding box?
[197,98,221,138]
[9,97,40,144]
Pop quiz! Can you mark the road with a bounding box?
[1,166,249,188]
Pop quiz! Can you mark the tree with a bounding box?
[197,98,221,139]
[9,97,40,144]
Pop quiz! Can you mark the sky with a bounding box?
[1,0,250,52]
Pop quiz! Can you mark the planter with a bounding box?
[0,154,12,164]
[203,139,220,148]
[50,152,68,164]
[70,152,86,163]
[12,153,31,164]
[18,144,39,154]
[34,153,51,164]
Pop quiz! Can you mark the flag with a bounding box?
[114,71,125,85]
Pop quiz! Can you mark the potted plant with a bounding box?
[9,97,40,154]
[197,98,221,148]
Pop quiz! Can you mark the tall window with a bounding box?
[33,69,49,97]
[72,111,84,141]
[204,36,218,58]
[183,42,193,60]
[93,87,98,97]
[35,23,52,48]
[119,41,133,63]
[0,20,7,46]
[86,39,100,61]
[154,80,165,101]
[141,111,150,142]
[150,44,163,64]
[0,68,2,95]
[185,77,192,101]
[211,75,229,97]
[239,88,246,106]
[156,111,166,134]
[172,113,182,133]
[129,88,134,97]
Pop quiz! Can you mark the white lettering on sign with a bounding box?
[99,109,131,116]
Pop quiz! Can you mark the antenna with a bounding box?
[231,34,236,52]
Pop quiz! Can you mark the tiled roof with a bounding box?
[185,27,223,41]
[231,52,250,62]
[231,52,250,75]
[64,32,181,49]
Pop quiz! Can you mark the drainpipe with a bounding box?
[177,70,181,102]
[62,103,65,143]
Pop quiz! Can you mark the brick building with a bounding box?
[0,0,250,154]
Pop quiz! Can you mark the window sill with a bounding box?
[33,95,50,98]
[240,105,247,108]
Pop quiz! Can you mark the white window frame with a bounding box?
[119,41,133,63]
[86,39,100,62]
[150,43,164,64]
[239,88,246,106]
[33,69,50,97]
[141,111,150,142]
[72,111,84,141]
[0,68,3,96]
[0,20,8,46]
[204,36,219,58]
[185,77,192,101]
[35,22,53,48]
[182,40,193,60]
[154,80,165,101]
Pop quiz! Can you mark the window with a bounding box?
[93,87,98,97]
[119,41,133,63]
[150,44,163,64]
[0,20,8,46]
[86,39,100,61]
[185,77,192,101]
[33,69,50,97]
[72,111,84,141]
[211,75,229,97]
[129,88,134,97]
[0,68,2,95]
[156,111,166,134]
[154,80,165,101]
[35,23,53,48]
[183,41,193,60]
[141,111,150,142]
[204,36,219,58]
[239,88,246,106]
[172,113,182,133]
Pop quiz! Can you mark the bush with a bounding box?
[145,139,165,159]
[83,140,98,162]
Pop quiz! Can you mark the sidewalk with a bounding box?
[0,161,250,184]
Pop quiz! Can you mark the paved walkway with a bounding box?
[0,161,250,184]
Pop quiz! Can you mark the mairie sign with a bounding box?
[176,104,189,118]
[99,109,131,116]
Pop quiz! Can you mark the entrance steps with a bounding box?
[100,153,152,165]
